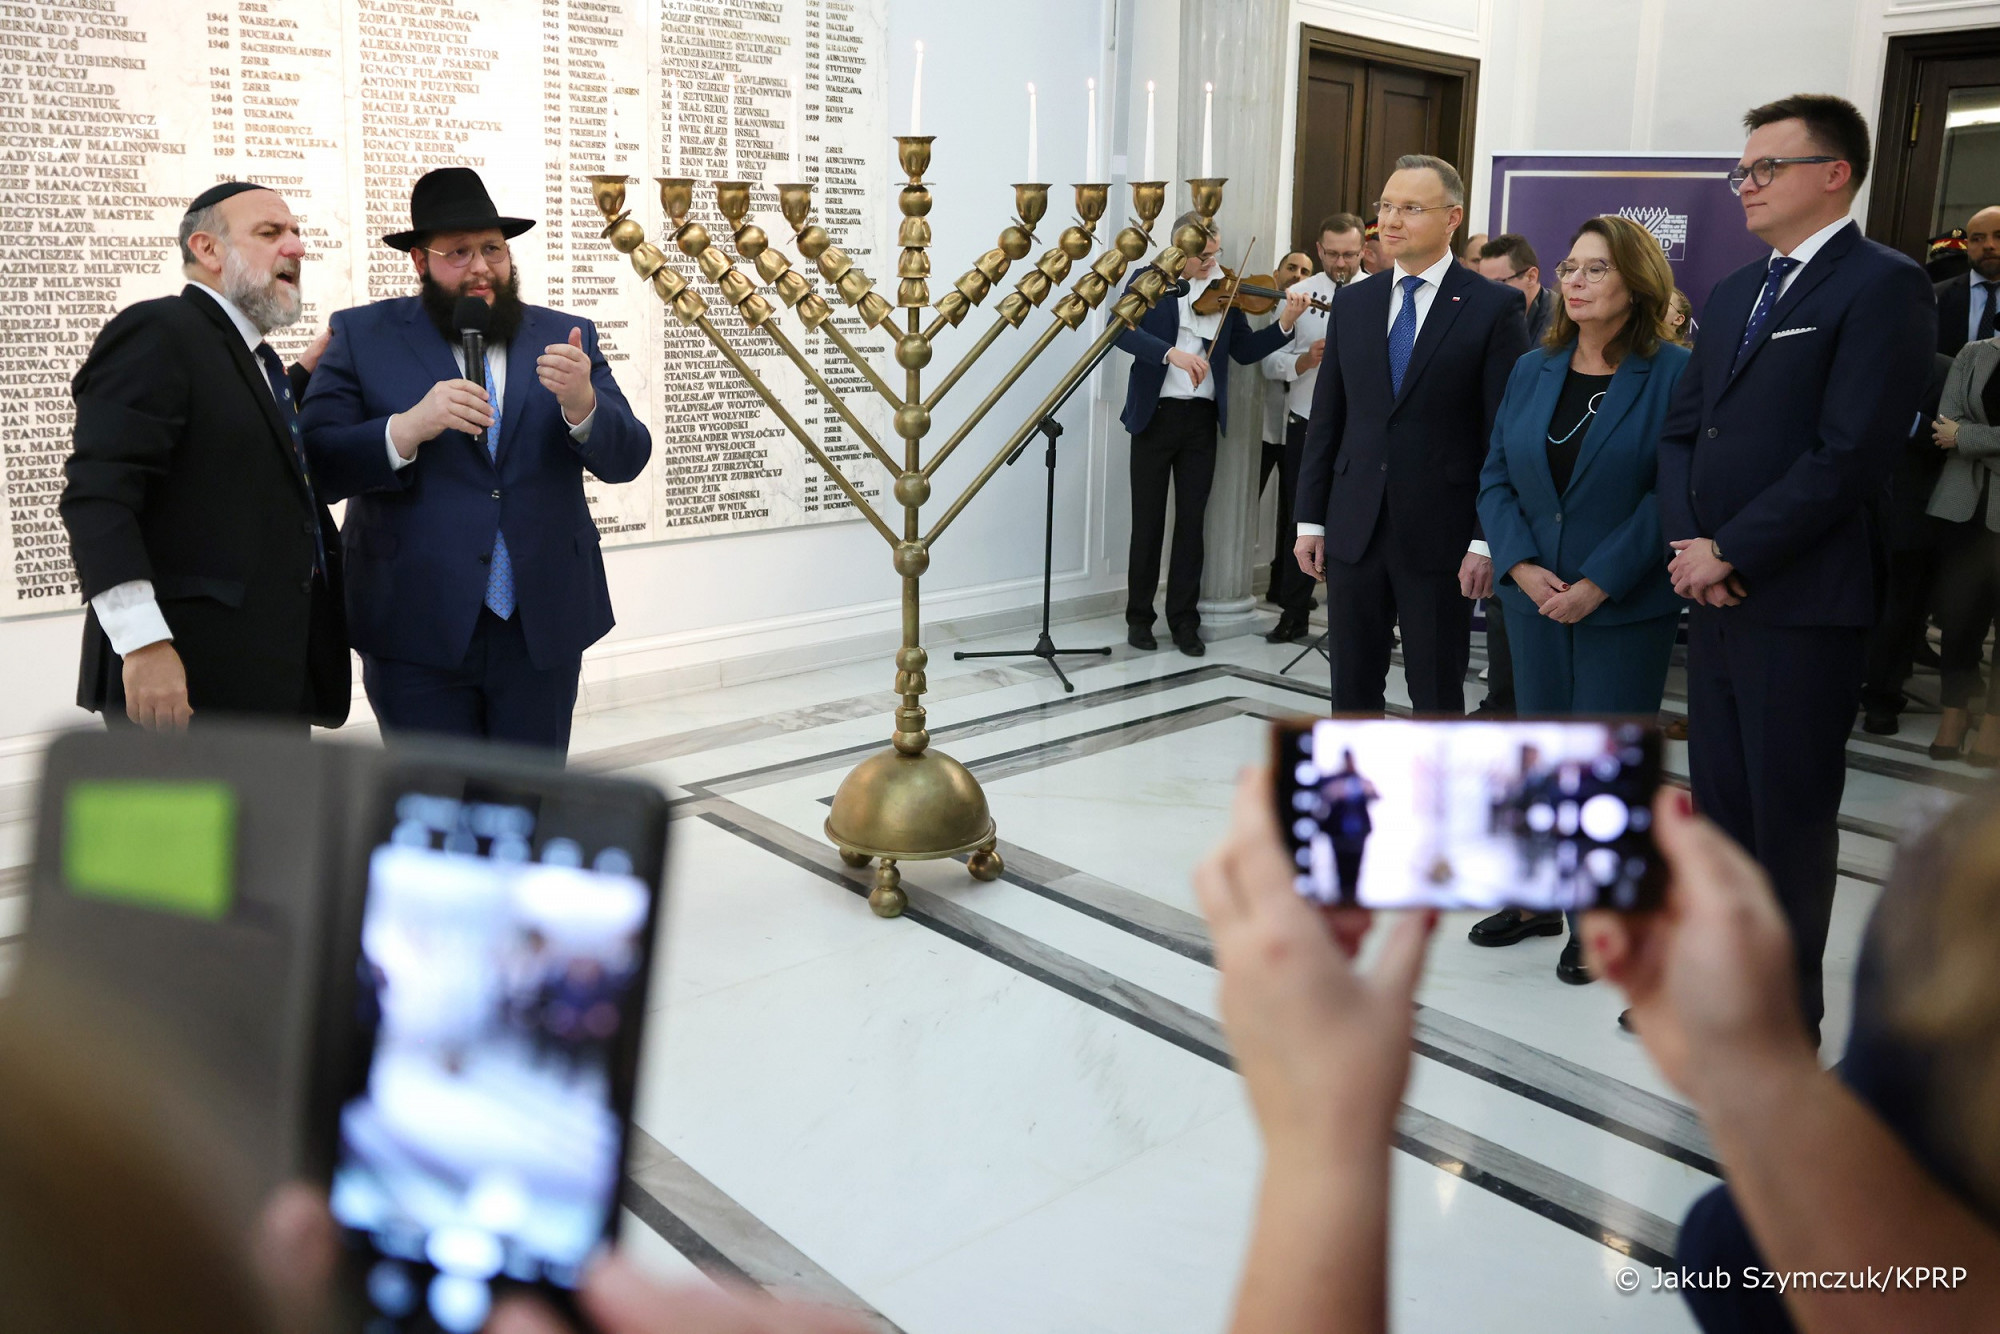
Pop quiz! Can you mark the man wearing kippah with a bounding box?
[301,168,650,756]
[59,182,349,731]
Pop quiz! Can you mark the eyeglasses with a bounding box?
[1726,156,1837,195]
[1498,269,1532,285]
[424,241,510,269]
[1553,261,1618,284]
[1371,201,1452,220]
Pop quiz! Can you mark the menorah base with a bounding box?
[825,747,1003,918]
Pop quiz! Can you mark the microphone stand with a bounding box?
[952,332,1121,692]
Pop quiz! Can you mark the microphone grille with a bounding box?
[452,295,491,334]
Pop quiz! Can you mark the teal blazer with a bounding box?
[1478,341,1691,626]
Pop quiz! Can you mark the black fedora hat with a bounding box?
[381,167,536,250]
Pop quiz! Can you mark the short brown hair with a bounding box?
[1541,215,1676,364]
[1743,93,1872,193]
[1317,212,1365,240]
[1479,233,1540,273]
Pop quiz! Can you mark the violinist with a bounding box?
[1116,214,1312,656]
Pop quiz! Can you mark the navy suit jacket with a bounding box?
[1937,273,1973,356]
[1115,281,1293,435]
[1296,263,1530,573]
[1478,342,1691,627]
[1656,223,1936,629]
[300,298,652,670]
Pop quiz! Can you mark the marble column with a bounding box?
[1181,0,1288,640]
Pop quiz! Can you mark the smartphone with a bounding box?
[1273,716,1664,911]
[316,756,669,1333]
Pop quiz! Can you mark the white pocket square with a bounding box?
[1769,326,1817,340]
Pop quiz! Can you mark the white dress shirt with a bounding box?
[1159,277,1223,402]
[1262,270,1342,419]
[1296,250,1487,555]
[91,284,271,656]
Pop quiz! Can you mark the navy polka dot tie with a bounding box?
[1733,255,1799,373]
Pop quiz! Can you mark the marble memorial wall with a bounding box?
[0,0,889,615]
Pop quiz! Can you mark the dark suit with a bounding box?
[1860,352,1954,717]
[1296,263,1530,712]
[1116,282,1293,637]
[300,297,650,753]
[1657,221,1936,1036]
[1933,270,2000,356]
[60,285,349,728]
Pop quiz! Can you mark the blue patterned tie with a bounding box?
[253,342,325,578]
[1387,273,1424,396]
[482,350,516,619]
[1733,255,1799,372]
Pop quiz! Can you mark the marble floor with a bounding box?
[0,607,1976,1333]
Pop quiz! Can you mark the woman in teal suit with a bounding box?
[1468,215,1691,981]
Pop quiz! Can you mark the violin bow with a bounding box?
[1201,235,1258,362]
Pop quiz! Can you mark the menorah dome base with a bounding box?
[825,747,1001,918]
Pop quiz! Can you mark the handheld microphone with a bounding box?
[453,295,492,447]
[1171,279,1192,300]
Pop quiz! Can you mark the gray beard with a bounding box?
[221,245,302,333]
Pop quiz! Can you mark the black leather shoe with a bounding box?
[1467,907,1565,946]
[1861,709,1899,736]
[1127,626,1157,651]
[1556,937,1593,985]
[1174,634,1207,658]
[1264,617,1307,644]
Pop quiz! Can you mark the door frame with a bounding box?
[1869,27,2000,257]
[1291,25,1480,240]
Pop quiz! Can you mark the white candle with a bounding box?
[1144,80,1155,180]
[670,75,681,176]
[726,73,737,179]
[1086,77,1097,180]
[1201,81,1213,177]
[911,41,924,134]
[790,76,801,175]
[1026,82,1038,180]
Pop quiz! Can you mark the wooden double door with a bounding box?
[1290,28,1478,255]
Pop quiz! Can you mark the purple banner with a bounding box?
[1488,154,1767,324]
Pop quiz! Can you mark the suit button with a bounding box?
[1555,512,1563,523]
[1706,427,1718,439]
[299,578,311,593]
[301,519,314,535]
[1379,462,1387,472]
[491,489,501,500]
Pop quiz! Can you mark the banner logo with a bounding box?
[1617,206,1689,261]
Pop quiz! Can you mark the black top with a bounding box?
[1544,368,1615,493]
[1981,349,2000,428]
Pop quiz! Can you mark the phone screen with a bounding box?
[1273,717,1664,912]
[327,777,663,1333]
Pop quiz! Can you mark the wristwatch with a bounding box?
[1710,539,1726,563]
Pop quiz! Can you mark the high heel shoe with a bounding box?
[1932,739,1966,761]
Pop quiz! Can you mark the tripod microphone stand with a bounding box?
[953,336,1120,692]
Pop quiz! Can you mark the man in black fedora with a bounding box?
[60,180,348,731]
[301,167,651,756]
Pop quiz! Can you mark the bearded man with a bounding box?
[60,181,349,731]
[300,168,649,755]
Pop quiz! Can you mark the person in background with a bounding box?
[1467,215,1690,979]
[59,182,350,735]
[1256,249,1321,643]
[1665,288,1696,347]
[1295,156,1531,716]
[1923,333,2000,764]
[1359,220,1389,276]
[1657,93,1935,1046]
[1458,231,1489,269]
[1935,208,2000,357]
[1860,351,1953,736]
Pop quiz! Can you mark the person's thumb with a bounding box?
[1649,787,1758,913]
[569,326,585,350]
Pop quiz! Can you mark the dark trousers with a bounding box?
[1258,416,1315,620]
[362,607,583,756]
[1326,505,1473,714]
[1686,611,1863,1039]
[1481,598,1516,711]
[1127,398,1218,639]
[1932,520,2000,710]
[1861,544,1940,715]
[1674,1185,1797,1334]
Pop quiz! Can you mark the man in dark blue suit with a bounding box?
[301,169,652,755]
[1657,95,1935,1044]
[1116,216,1309,655]
[1294,155,1530,713]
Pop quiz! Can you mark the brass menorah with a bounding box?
[588,142,1223,917]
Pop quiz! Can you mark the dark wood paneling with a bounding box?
[1296,51,1365,251]
[1872,32,2000,259]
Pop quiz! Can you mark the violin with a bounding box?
[1191,266,1334,317]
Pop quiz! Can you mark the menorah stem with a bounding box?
[922,313,1129,546]
[820,320,905,409]
[693,314,899,547]
[921,314,1010,413]
[919,318,1069,482]
[757,322,902,477]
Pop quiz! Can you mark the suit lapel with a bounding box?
[1728,221,1857,383]
[1565,353,1651,494]
[181,285,307,492]
[1518,352,1568,502]
[1392,263,1471,412]
[498,309,542,468]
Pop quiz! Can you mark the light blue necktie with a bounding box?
[1388,274,1424,396]
[1733,255,1799,372]
[482,350,515,619]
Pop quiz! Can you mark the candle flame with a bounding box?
[915,40,923,53]
[1027,81,1036,93]
[1205,81,1214,93]
[1147,80,1155,92]
[1087,77,1095,90]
